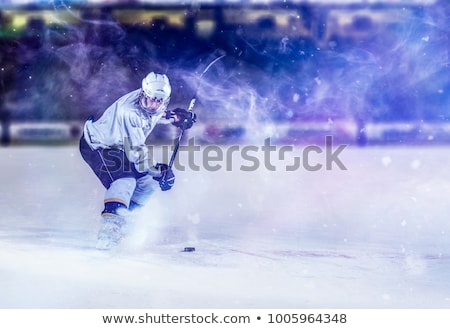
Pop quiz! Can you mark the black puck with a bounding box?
[183,247,195,252]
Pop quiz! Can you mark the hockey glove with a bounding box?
[168,108,197,130]
[153,163,175,191]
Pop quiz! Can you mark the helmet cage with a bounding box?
[139,90,170,115]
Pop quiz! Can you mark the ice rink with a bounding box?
[1,143,450,308]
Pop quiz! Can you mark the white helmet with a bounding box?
[140,72,171,114]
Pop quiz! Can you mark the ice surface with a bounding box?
[1,145,450,308]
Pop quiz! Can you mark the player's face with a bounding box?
[140,94,164,113]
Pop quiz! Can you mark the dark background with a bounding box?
[0,0,449,145]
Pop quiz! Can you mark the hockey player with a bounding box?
[79,72,196,249]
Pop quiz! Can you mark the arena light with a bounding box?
[0,0,438,7]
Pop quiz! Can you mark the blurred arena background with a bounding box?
[0,0,448,146]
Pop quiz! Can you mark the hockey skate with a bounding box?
[96,215,126,250]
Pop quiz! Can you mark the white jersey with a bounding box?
[83,89,171,175]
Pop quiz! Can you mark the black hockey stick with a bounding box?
[168,53,226,169]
